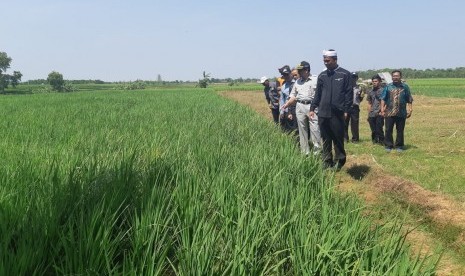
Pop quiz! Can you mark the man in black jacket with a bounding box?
[309,49,353,170]
[259,76,280,124]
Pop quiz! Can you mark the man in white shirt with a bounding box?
[282,61,321,155]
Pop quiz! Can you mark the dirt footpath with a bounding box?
[220,90,465,275]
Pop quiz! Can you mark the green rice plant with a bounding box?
[0,88,439,274]
[122,159,177,275]
[408,78,465,98]
[212,82,262,91]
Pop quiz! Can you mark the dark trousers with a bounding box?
[271,108,280,124]
[368,115,384,144]
[344,105,360,142]
[319,113,346,168]
[384,116,406,149]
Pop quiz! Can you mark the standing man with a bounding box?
[367,74,385,145]
[380,70,413,152]
[344,72,364,143]
[309,49,353,170]
[282,61,321,155]
[259,76,280,124]
[278,65,298,134]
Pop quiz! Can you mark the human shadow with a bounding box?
[346,164,371,181]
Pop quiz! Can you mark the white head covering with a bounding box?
[259,76,268,84]
[323,50,337,57]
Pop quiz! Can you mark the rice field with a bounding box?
[0,88,438,274]
[408,78,465,98]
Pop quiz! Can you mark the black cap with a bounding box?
[351,72,359,78]
[296,61,310,70]
[279,65,291,75]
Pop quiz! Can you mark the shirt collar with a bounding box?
[299,76,312,82]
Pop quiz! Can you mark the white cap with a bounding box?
[323,49,337,57]
[259,76,268,84]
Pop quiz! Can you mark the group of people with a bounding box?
[260,49,414,171]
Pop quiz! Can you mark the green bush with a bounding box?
[113,81,146,90]
[47,71,65,91]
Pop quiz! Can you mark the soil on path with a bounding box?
[221,90,465,275]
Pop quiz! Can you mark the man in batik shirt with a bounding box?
[380,70,413,152]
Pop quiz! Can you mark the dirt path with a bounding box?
[220,90,465,275]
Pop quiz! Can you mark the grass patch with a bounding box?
[346,93,465,201]
[386,192,465,262]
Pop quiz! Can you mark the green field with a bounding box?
[407,78,465,98]
[0,88,437,274]
[345,78,465,201]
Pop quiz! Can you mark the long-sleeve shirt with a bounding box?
[279,80,295,114]
[263,82,280,109]
[310,66,353,118]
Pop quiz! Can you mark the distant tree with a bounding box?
[47,71,65,91]
[10,71,22,88]
[0,52,12,72]
[0,74,8,92]
[197,71,211,88]
[358,67,465,79]
[0,52,22,92]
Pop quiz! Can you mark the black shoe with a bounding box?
[323,161,334,170]
[332,159,345,171]
[332,163,343,172]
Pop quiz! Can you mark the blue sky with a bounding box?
[2,0,464,82]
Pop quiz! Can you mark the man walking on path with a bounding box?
[380,70,413,152]
[309,50,353,170]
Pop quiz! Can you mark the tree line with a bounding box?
[357,67,465,80]
[3,49,465,93]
